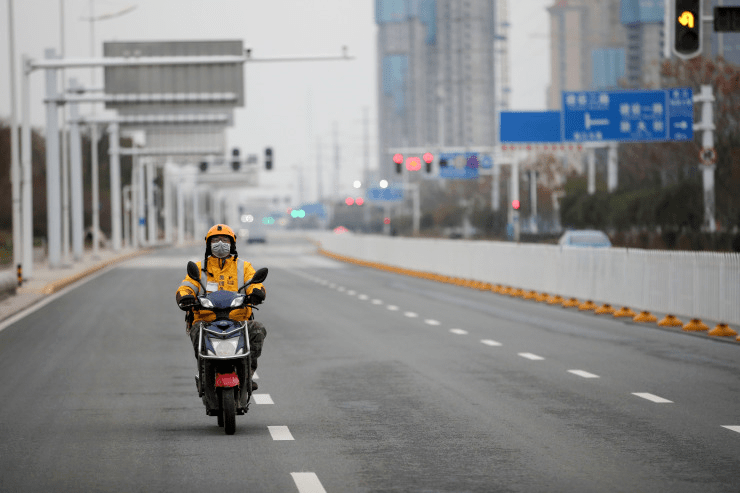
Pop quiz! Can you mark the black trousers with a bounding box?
[189,320,267,371]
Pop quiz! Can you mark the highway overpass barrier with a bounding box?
[310,232,740,329]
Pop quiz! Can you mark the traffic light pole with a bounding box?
[695,84,716,232]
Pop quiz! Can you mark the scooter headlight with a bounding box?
[230,296,245,307]
[199,297,214,309]
[210,336,242,357]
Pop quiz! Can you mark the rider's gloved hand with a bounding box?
[178,294,197,310]
[249,287,266,305]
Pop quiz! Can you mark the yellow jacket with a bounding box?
[176,256,265,323]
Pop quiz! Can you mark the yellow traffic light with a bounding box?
[678,11,694,28]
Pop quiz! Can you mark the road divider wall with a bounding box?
[309,232,740,327]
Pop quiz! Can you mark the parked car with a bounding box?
[558,230,612,248]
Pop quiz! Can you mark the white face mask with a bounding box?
[211,240,231,258]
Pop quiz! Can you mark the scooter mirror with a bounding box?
[239,267,268,292]
[187,261,201,284]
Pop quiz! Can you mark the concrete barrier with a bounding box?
[309,232,740,327]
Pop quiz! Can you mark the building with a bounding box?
[547,0,627,109]
[376,0,498,178]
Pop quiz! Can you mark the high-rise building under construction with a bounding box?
[376,0,500,178]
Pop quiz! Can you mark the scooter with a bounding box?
[185,261,268,435]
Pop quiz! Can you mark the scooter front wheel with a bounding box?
[222,388,236,435]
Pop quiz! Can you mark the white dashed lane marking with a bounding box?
[268,426,294,441]
[449,328,468,335]
[568,369,600,379]
[518,352,545,361]
[404,312,419,318]
[722,426,740,434]
[337,286,346,292]
[347,290,356,295]
[253,394,274,405]
[372,299,383,305]
[632,393,673,403]
[480,339,502,346]
[424,319,441,326]
[387,305,399,311]
[291,472,327,493]
[358,294,369,300]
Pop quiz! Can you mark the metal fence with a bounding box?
[311,232,740,326]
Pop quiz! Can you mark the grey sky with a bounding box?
[1,0,550,202]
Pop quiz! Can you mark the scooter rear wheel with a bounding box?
[222,388,236,435]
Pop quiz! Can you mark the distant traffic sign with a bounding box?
[562,88,693,143]
[366,187,404,202]
[438,152,479,179]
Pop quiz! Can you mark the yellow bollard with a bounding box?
[17,264,22,286]
[682,319,709,331]
[658,314,683,327]
[547,295,564,305]
[633,311,658,323]
[522,290,538,300]
[708,323,738,337]
[578,300,597,311]
[562,297,580,308]
[613,306,636,318]
[594,304,615,315]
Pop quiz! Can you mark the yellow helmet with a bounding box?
[205,224,237,242]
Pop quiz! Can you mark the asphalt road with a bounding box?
[0,235,738,493]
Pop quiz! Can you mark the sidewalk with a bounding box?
[0,247,150,322]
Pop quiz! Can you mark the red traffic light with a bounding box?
[512,200,520,210]
[345,197,355,206]
[422,152,434,164]
[406,157,422,171]
[393,153,404,165]
[383,217,391,225]
[356,197,364,206]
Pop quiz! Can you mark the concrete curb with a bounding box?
[39,249,153,295]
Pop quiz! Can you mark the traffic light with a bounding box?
[512,199,520,210]
[393,153,404,174]
[265,147,273,170]
[714,6,740,32]
[674,0,702,58]
[423,152,434,173]
[406,156,422,171]
[231,148,240,171]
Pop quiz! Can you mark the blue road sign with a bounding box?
[439,152,479,179]
[500,111,562,143]
[366,187,404,202]
[562,88,693,143]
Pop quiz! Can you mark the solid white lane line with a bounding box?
[404,311,418,318]
[568,369,600,379]
[291,472,327,493]
[424,319,441,326]
[253,394,274,405]
[268,426,294,441]
[450,328,468,335]
[372,299,383,305]
[632,393,673,403]
[480,339,502,346]
[518,352,544,361]
[358,294,369,300]
[387,305,399,311]
[722,426,740,434]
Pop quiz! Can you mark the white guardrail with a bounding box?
[310,232,740,327]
